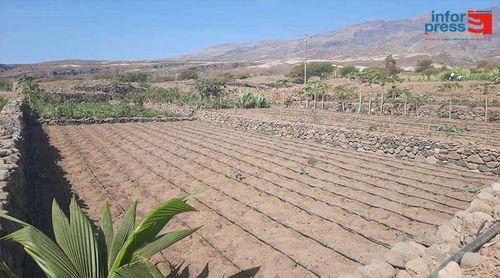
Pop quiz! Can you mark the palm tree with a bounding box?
[0,195,199,277]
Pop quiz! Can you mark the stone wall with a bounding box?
[0,97,27,275]
[38,115,196,125]
[299,101,500,122]
[198,111,500,175]
[341,181,500,278]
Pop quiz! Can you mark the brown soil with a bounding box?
[222,108,500,149]
[33,121,495,277]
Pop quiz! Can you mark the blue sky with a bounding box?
[0,0,496,64]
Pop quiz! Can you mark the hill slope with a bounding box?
[175,9,500,66]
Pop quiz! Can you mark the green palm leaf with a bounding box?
[111,198,196,272]
[99,202,114,258]
[108,202,137,271]
[133,227,200,260]
[0,213,79,278]
[52,198,103,277]
[109,259,163,278]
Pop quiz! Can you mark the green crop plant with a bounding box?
[0,195,200,277]
[306,157,317,167]
[233,171,245,181]
[298,167,309,175]
[466,183,488,194]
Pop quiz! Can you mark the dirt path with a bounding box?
[41,121,494,277]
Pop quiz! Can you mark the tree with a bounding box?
[0,196,199,277]
[287,62,334,83]
[438,82,463,119]
[415,59,433,73]
[338,65,359,78]
[384,55,399,75]
[304,80,329,109]
[358,71,400,114]
[387,86,413,116]
[475,83,493,122]
[195,78,226,100]
[178,68,198,80]
[333,85,355,112]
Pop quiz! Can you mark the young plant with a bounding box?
[0,195,200,277]
[306,157,317,167]
[438,82,463,119]
[466,183,488,194]
[298,167,309,175]
[233,171,245,181]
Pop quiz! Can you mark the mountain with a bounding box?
[174,8,500,66]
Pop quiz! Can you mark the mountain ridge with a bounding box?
[173,8,500,66]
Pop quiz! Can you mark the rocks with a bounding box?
[467,199,491,214]
[414,228,439,247]
[460,252,483,268]
[354,262,396,278]
[437,261,461,278]
[437,223,459,243]
[200,111,500,174]
[405,257,429,277]
[466,154,484,164]
[384,242,420,268]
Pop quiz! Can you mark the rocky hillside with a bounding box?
[175,8,500,66]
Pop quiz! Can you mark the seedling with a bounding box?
[466,183,488,194]
[306,157,317,167]
[368,122,389,132]
[292,261,299,268]
[256,126,268,135]
[233,170,245,181]
[437,124,458,133]
[298,167,309,175]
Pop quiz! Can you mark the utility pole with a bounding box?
[304,35,309,109]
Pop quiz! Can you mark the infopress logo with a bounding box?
[424,10,493,40]
[467,10,492,34]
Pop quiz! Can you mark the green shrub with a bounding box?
[178,68,198,80]
[415,59,433,73]
[196,78,226,100]
[0,97,7,111]
[238,73,251,79]
[338,65,359,78]
[287,62,334,83]
[116,72,149,83]
[0,195,199,277]
[234,90,269,108]
[0,78,11,91]
[437,124,459,133]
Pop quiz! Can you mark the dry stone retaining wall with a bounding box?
[299,102,500,122]
[0,97,27,275]
[198,111,500,175]
[342,181,500,278]
[39,116,196,125]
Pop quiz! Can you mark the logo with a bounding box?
[424,10,493,41]
[467,10,492,34]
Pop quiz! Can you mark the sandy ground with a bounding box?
[222,108,500,150]
[39,121,495,277]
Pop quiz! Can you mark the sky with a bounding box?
[0,0,496,64]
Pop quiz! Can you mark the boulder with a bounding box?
[437,261,461,278]
[355,262,396,278]
[405,257,429,277]
[460,252,483,268]
[466,154,483,164]
[414,228,439,247]
[467,199,491,214]
[437,223,459,243]
[384,242,420,268]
